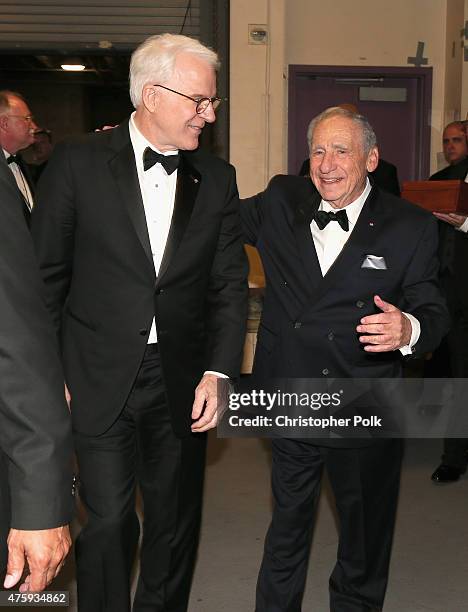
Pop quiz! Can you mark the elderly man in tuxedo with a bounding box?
[242,107,448,611]
[31,34,248,612]
[0,91,37,223]
[0,160,73,593]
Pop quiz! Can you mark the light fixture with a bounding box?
[61,63,86,72]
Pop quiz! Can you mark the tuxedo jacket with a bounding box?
[1,153,33,226]
[31,121,248,438]
[299,157,400,196]
[241,176,448,382]
[0,160,73,571]
[430,157,468,305]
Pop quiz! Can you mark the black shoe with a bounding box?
[431,464,464,484]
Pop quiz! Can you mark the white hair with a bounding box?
[129,33,220,108]
[306,106,378,154]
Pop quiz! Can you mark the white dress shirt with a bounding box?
[129,114,178,344]
[310,178,419,354]
[3,148,34,210]
[129,115,226,379]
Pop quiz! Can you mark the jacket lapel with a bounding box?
[292,186,323,292]
[156,153,201,284]
[303,186,381,308]
[107,123,154,273]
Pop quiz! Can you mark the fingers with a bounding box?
[373,294,396,312]
[191,374,223,433]
[5,527,71,593]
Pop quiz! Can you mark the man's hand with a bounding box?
[433,212,467,228]
[191,374,229,433]
[4,526,71,592]
[64,384,71,410]
[356,295,412,352]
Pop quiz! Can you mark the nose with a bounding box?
[319,150,335,173]
[199,102,216,124]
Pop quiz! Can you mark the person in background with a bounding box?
[28,128,53,182]
[430,120,468,484]
[0,90,37,224]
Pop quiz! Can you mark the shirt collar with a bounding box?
[319,177,371,228]
[129,112,178,171]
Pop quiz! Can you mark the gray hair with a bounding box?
[0,90,26,115]
[306,106,377,154]
[129,33,219,108]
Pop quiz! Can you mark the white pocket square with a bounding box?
[361,255,387,270]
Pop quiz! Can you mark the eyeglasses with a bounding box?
[153,85,222,114]
[8,114,35,124]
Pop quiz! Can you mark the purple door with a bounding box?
[288,66,432,185]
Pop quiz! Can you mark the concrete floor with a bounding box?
[14,437,468,611]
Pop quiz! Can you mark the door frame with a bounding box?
[288,65,432,179]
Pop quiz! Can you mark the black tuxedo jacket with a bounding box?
[1,153,33,226]
[0,160,73,572]
[31,121,248,438]
[430,156,468,305]
[242,176,448,382]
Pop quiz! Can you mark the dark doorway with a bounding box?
[288,65,432,185]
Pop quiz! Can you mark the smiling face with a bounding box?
[310,115,378,209]
[138,52,217,152]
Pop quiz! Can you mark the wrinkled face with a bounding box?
[1,96,37,152]
[143,52,217,152]
[310,116,378,209]
[442,125,468,166]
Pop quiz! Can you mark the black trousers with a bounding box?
[436,276,468,469]
[74,345,206,612]
[256,438,403,612]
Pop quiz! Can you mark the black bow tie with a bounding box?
[313,209,349,232]
[143,147,179,175]
[6,154,20,165]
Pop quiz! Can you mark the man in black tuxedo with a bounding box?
[0,160,73,592]
[429,121,468,483]
[242,107,448,611]
[31,33,248,612]
[0,91,37,225]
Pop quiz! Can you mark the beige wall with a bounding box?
[462,0,468,120]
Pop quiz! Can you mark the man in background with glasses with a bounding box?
[0,91,37,225]
[31,33,248,612]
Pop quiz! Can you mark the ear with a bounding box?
[0,114,9,132]
[141,84,158,114]
[366,147,379,173]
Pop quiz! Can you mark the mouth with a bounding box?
[319,177,343,184]
[188,124,204,133]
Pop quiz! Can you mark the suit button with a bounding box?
[293,322,302,329]
[322,368,329,376]
[155,288,164,295]
[327,332,334,341]
[139,329,147,336]
[356,300,365,308]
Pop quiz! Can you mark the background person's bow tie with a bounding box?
[143,147,179,175]
[6,154,20,165]
[313,209,349,232]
